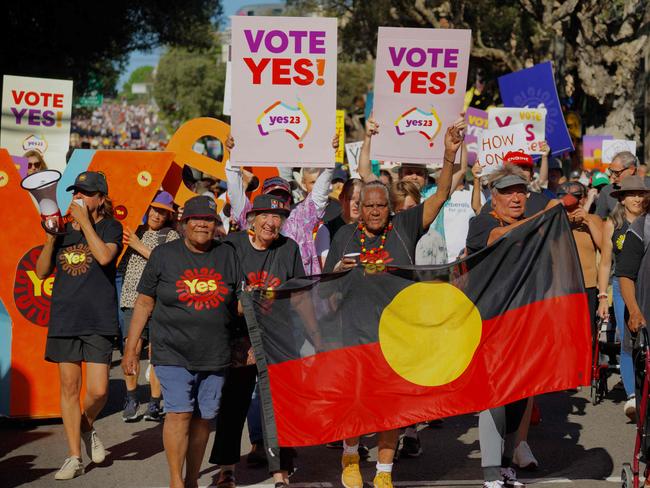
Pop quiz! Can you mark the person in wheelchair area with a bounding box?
[615,176,650,484]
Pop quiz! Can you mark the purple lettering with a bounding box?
[289,30,308,53]
[444,49,459,68]
[265,30,288,53]
[28,109,41,125]
[406,48,426,67]
[41,110,55,127]
[11,107,26,124]
[388,47,407,66]
[426,48,444,67]
[309,31,326,54]
[244,29,265,53]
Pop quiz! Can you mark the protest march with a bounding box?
[1,3,650,488]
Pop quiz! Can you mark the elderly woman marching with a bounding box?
[122,196,241,488]
[209,193,306,488]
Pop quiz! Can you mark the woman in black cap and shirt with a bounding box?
[122,195,241,488]
[210,193,306,488]
[35,171,123,480]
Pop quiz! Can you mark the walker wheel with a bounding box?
[621,462,633,488]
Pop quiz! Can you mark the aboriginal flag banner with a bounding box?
[242,205,591,466]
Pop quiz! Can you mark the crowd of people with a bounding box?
[31,108,650,488]
[70,101,169,151]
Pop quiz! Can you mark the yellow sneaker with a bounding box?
[373,471,393,488]
[341,453,363,488]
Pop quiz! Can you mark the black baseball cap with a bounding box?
[66,171,108,194]
[247,194,290,218]
[181,195,219,221]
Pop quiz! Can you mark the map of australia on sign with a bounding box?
[395,107,442,148]
[257,101,312,148]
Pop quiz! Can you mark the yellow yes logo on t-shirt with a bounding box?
[59,244,93,277]
[176,268,228,311]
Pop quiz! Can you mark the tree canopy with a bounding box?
[2,0,222,96]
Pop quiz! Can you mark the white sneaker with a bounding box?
[513,441,538,470]
[81,429,106,464]
[483,481,505,488]
[625,396,637,422]
[54,456,84,480]
[501,467,525,487]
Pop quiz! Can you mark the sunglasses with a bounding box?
[608,168,628,178]
[28,162,41,169]
[73,188,100,197]
[557,191,584,198]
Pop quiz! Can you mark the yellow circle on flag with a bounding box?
[137,171,152,187]
[0,171,8,187]
[378,282,482,387]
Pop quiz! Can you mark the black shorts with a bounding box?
[45,334,114,364]
[121,307,149,344]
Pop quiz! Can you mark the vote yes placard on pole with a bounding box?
[488,107,546,154]
[370,27,471,165]
[230,16,337,167]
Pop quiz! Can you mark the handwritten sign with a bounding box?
[231,16,337,167]
[370,27,471,165]
[488,107,546,154]
[476,124,528,176]
[1,75,73,172]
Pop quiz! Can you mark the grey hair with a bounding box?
[247,212,287,233]
[488,165,528,198]
[612,151,638,169]
[360,180,393,213]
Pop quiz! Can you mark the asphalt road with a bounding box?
[0,353,639,488]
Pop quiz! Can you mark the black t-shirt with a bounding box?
[615,231,644,281]
[226,231,306,287]
[465,212,504,255]
[323,197,342,223]
[480,190,549,217]
[612,220,630,260]
[138,239,241,371]
[324,204,425,271]
[48,219,123,337]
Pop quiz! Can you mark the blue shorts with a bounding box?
[154,366,225,419]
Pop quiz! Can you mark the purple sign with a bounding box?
[498,62,573,156]
[465,107,488,165]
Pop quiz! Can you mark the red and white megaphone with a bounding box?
[21,169,67,235]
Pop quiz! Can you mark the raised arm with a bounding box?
[358,117,379,183]
[538,140,550,188]
[449,141,469,196]
[69,203,119,266]
[422,116,466,229]
[471,163,483,215]
[224,135,253,229]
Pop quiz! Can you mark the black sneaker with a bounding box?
[143,400,163,421]
[122,395,140,422]
[399,435,422,458]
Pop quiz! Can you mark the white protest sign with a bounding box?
[488,107,546,154]
[1,75,73,172]
[601,139,636,164]
[223,59,232,116]
[344,141,363,179]
[477,124,528,175]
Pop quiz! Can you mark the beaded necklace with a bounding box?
[358,222,393,259]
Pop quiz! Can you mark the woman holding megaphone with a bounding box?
[35,171,123,481]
